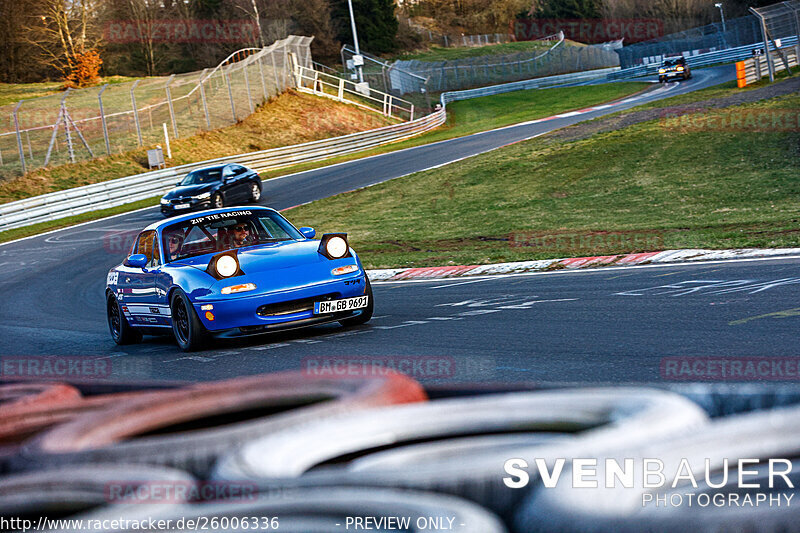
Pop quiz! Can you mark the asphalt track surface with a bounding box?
[6,64,797,386]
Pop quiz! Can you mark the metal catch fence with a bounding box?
[392,34,620,92]
[0,36,313,178]
[750,1,800,81]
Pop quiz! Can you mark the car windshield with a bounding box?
[162,210,304,262]
[180,168,222,186]
[663,58,684,66]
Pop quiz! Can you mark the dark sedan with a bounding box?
[658,56,691,83]
[160,164,262,216]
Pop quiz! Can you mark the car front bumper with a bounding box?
[192,274,369,333]
[160,198,211,216]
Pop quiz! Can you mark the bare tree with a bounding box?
[23,0,102,78]
[125,0,160,76]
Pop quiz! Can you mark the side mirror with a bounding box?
[176,181,182,186]
[125,254,148,268]
[300,227,316,239]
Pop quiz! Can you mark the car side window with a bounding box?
[134,231,155,264]
[232,165,247,175]
[151,236,162,267]
[223,166,235,179]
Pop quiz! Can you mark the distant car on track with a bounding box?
[658,56,691,83]
[105,206,373,351]
[160,164,262,217]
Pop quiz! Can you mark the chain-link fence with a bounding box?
[616,16,763,68]
[398,19,512,49]
[0,35,313,178]
[340,46,428,95]
[392,36,620,92]
[751,1,800,81]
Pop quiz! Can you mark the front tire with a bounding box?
[170,289,209,352]
[339,278,374,327]
[107,294,142,345]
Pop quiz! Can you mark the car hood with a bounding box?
[170,240,359,297]
[171,240,330,272]
[163,183,215,199]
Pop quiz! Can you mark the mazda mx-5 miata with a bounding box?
[105,207,373,351]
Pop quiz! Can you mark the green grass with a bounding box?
[394,40,570,62]
[0,196,160,244]
[285,93,800,269]
[260,82,649,180]
[0,77,143,107]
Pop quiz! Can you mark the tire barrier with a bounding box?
[513,403,800,533]
[14,372,427,478]
[0,392,144,445]
[5,377,800,532]
[0,464,195,521]
[213,388,708,517]
[347,434,570,472]
[101,488,507,533]
[0,383,82,414]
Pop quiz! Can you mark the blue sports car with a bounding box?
[105,207,373,351]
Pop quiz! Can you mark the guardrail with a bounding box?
[0,112,447,232]
[440,67,620,105]
[294,65,416,120]
[737,49,798,86]
[608,36,799,79]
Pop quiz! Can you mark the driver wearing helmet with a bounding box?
[166,231,184,261]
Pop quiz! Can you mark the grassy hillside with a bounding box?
[287,92,800,269]
[0,90,397,204]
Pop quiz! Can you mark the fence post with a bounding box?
[13,101,26,174]
[752,8,776,82]
[98,84,111,155]
[270,50,281,92]
[790,2,800,63]
[338,78,345,101]
[199,69,212,130]
[165,75,179,139]
[257,55,268,100]
[224,70,237,122]
[283,43,290,88]
[243,61,255,114]
[410,104,414,121]
[130,80,143,147]
[62,93,75,164]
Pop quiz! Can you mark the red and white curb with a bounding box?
[367,248,800,282]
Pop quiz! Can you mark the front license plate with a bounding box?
[174,203,190,209]
[314,296,369,315]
